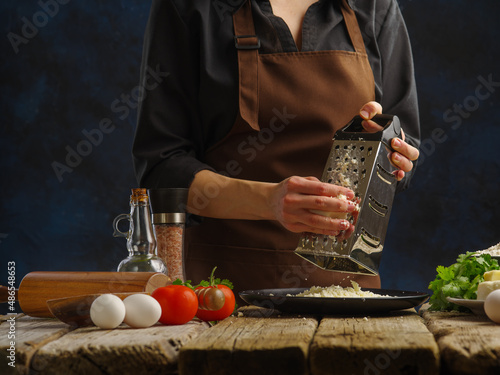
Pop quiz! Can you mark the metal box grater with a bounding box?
[294,114,402,276]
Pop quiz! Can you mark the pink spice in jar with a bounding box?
[155,223,185,281]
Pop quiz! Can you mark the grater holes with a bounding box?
[322,236,329,248]
[368,195,388,217]
[335,145,340,150]
[367,146,373,155]
[361,227,381,248]
[313,236,320,248]
[376,164,396,185]
[303,237,310,247]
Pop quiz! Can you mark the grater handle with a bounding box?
[335,114,402,148]
[380,115,401,151]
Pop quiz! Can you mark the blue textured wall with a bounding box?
[380,0,500,291]
[1,1,499,305]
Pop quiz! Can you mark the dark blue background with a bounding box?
[1,1,499,301]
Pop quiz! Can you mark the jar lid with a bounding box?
[148,188,189,218]
[152,213,185,224]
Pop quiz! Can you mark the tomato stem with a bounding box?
[209,266,217,286]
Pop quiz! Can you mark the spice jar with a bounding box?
[148,188,189,282]
[113,188,167,274]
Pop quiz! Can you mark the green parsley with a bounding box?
[428,251,499,311]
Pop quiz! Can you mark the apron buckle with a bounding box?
[234,35,261,50]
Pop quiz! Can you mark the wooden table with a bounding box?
[1,305,499,375]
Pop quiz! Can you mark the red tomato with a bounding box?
[152,285,198,325]
[195,285,235,322]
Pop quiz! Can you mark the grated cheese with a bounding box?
[474,242,500,258]
[293,281,389,298]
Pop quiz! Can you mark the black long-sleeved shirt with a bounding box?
[132,0,420,192]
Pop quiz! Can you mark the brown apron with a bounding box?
[185,0,380,301]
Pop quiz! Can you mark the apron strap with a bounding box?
[340,0,368,55]
[233,0,260,131]
[233,0,368,131]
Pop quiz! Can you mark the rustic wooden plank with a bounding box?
[310,310,440,375]
[0,315,74,375]
[179,307,318,375]
[29,320,208,375]
[422,308,500,375]
[0,313,23,324]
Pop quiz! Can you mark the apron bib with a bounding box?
[186,0,379,300]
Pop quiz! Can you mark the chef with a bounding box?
[132,0,420,297]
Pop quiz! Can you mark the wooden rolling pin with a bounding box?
[17,271,171,317]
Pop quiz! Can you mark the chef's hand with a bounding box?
[268,176,357,236]
[360,101,419,181]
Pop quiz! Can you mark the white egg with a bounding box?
[123,294,162,328]
[484,289,500,324]
[90,294,126,329]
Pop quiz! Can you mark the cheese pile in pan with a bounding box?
[295,281,389,298]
